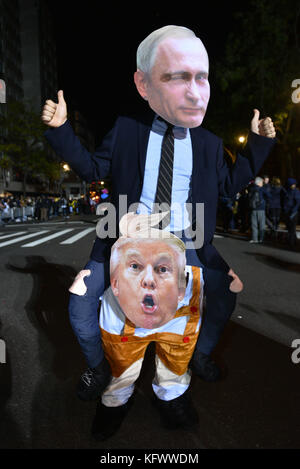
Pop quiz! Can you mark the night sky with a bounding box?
[45,1,245,141]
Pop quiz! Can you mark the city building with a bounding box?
[19,0,57,112]
[0,0,23,103]
[0,0,96,198]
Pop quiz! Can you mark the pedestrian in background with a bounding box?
[248,177,269,243]
[1,198,11,223]
[0,198,7,225]
[237,188,250,233]
[60,196,68,218]
[263,175,271,192]
[263,175,272,230]
[219,196,236,232]
[282,178,300,248]
[268,177,283,239]
[40,195,49,222]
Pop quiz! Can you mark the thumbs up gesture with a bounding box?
[41,90,67,127]
[251,109,276,138]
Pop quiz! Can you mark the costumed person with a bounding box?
[92,212,203,440]
[41,25,276,403]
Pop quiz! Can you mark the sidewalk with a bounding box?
[216,222,300,252]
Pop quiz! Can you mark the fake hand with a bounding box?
[228,268,244,293]
[251,109,276,138]
[41,90,67,127]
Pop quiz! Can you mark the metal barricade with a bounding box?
[1,205,35,222]
[13,207,22,219]
[9,206,35,221]
[24,206,34,218]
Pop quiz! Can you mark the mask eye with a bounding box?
[156,265,170,274]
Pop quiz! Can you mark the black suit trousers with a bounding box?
[195,267,237,355]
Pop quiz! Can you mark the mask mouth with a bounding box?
[141,294,157,314]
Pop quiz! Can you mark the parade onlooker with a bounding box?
[237,188,250,233]
[40,195,49,222]
[263,175,272,230]
[282,178,300,248]
[59,196,68,217]
[248,177,269,243]
[1,198,11,223]
[52,197,59,216]
[219,196,237,232]
[34,196,42,220]
[70,198,78,214]
[0,198,7,224]
[268,177,283,236]
[82,196,91,215]
[263,175,270,189]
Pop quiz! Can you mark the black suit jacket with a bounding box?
[45,112,276,270]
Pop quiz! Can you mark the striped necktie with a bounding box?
[153,123,174,229]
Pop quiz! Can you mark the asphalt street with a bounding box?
[0,216,299,452]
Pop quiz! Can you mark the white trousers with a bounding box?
[102,353,192,407]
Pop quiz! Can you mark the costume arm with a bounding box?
[217,131,276,198]
[44,119,119,182]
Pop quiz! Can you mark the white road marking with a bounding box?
[21,229,74,247]
[60,227,95,244]
[0,231,27,240]
[0,231,50,248]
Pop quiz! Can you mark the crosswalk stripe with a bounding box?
[21,228,75,247]
[0,231,27,240]
[0,230,50,247]
[60,227,95,244]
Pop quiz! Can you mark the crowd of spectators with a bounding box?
[0,194,96,224]
[2,179,300,249]
[219,175,300,248]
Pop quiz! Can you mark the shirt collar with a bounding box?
[151,114,188,140]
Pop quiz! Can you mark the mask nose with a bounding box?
[142,265,156,289]
[185,79,202,103]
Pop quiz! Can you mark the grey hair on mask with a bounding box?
[136,25,197,74]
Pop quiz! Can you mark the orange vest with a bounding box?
[101,266,202,378]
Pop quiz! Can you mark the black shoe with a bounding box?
[191,351,221,382]
[77,357,111,401]
[91,401,130,441]
[153,391,198,430]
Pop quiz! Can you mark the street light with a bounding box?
[58,163,71,196]
[238,136,246,143]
